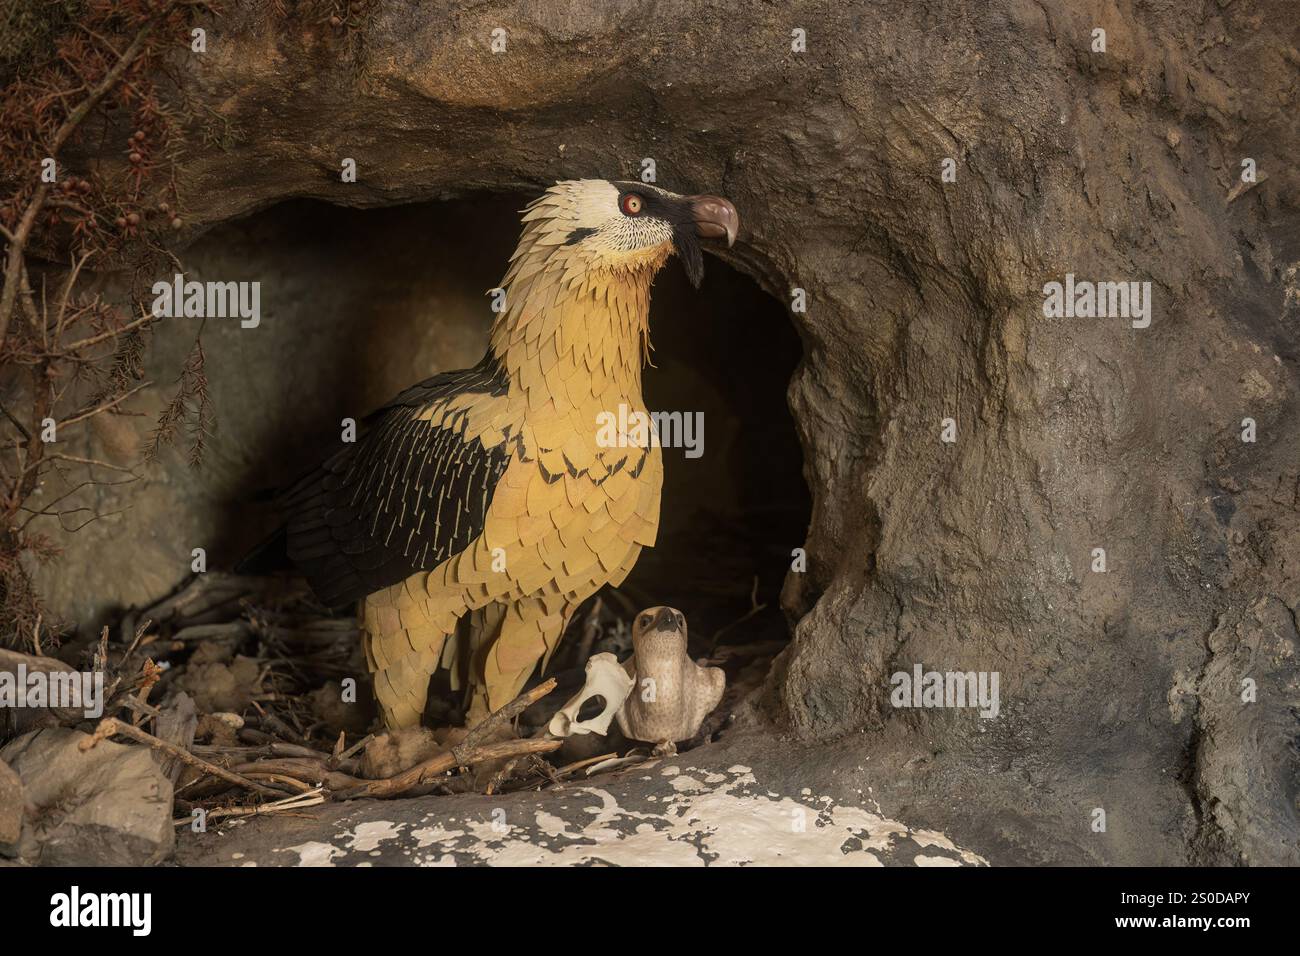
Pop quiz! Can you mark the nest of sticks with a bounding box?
[6,571,780,829]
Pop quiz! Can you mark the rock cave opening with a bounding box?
[150,192,813,732]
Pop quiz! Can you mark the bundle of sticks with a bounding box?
[20,573,588,827]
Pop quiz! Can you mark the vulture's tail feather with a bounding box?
[234,525,289,575]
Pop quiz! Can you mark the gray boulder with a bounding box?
[0,727,174,866]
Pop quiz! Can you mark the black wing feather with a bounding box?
[276,353,511,608]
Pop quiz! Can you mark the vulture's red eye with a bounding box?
[620,193,643,216]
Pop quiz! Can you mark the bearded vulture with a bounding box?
[247,179,738,728]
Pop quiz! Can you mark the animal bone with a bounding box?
[617,607,725,745]
[548,653,634,737]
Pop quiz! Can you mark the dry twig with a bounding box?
[173,787,326,827]
[337,679,561,800]
[80,716,282,798]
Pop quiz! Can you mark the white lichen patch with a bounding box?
[275,765,986,867]
[410,822,466,846]
[281,819,404,864]
[668,774,709,792]
[282,840,346,867]
[534,811,572,838]
[911,827,985,865]
[345,820,405,852]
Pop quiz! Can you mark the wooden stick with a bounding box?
[554,753,618,777]
[228,758,363,791]
[333,680,560,799]
[173,788,325,826]
[454,678,557,762]
[335,738,563,800]
[329,732,372,770]
[238,772,316,795]
[194,741,340,762]
[80,717,281,797]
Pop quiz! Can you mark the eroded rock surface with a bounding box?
[177,732,987,867]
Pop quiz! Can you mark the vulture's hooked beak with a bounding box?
[689,195,739,247]
[673,194,738,288]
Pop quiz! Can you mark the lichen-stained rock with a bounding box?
[176,736,988,867]
[39,0,1300,864]
[0,728,174,866]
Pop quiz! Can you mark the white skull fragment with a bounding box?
[548,652,635,737]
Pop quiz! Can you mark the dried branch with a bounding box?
[80,717,283,798]
[336,679,561,800]
[337,738,565,801]
[0,22,158,347]
[172,788,326,827]
[0,2,221,647]
[456,678,557,759]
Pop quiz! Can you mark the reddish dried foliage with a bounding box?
[0,0,219,649]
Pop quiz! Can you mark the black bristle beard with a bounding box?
[673,224,704,288]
